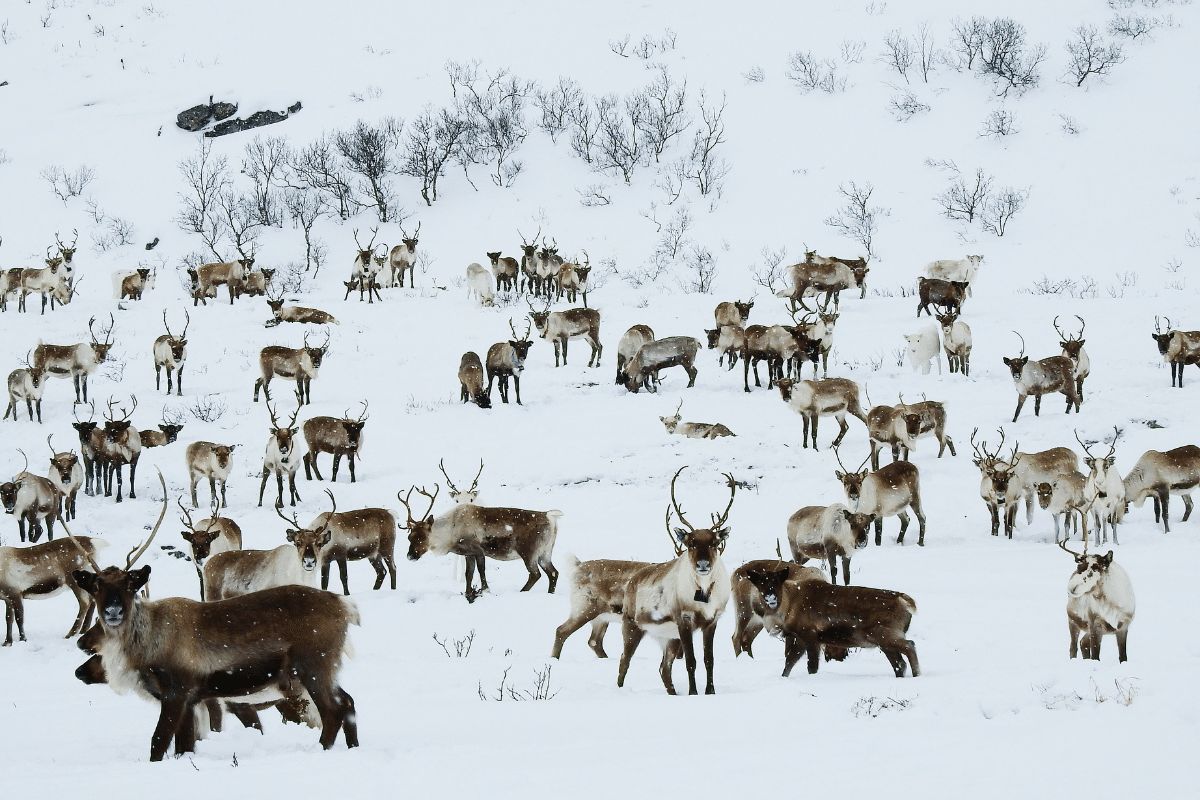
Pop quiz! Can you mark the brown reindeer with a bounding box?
[487,251,520,293]
[834,447,926,546]
[458,352,491,408]
[1122,445,1200,533]
[730,558,829,658]
[776,376,866,449]
[71,401,103,496]
[916,277,968,317]
[2,535,102,645]
[197,248,255,305]
[1055,315,1091,401]
[97,396,142,502]
[232,267,275,301]
[486,319,533,405]
[66,476,359,762]
[258,390,303,507]
[266,295,338,326]
[138,408,185,450]
[517,227,541,294]
[33,314,115,404]
[896,393,956,459]
[117,268,153,300]
[388,221,420,288]
[552,557,650,659]
[152,310,189,396]
[936,310,973,376]
[1,450,61,542]
[1003,332,1080,421]
[971,428,1024,539]
[165,496,243,601]
[308,502,398,595]
[616,468,735,695]
[185,439,236,508]
[253,331,330,405]
[618,324,656,384]
[4,350,47,423]
[46,434,84,521]
[1151,316,1200,388]
[529,299,602,367]
[302,401,367,483]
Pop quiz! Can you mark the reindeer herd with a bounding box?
[0,224,1184,763]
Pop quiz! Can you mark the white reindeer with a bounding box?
[904,325,942,375]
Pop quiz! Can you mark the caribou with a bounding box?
[916,277,968,317]
[936,310,972,376]
[517,228,541,295]
[1,451,61,542]
[834,447,927,546]
[266,294,338,326]
[46,435,84,521]
[617,324,656,385]
[465,262,496,307]
[624,336,701,394]
[258,391,303,507]
[4,351,47,423]
[730,558,830,658]
[1122,444,1200,533]
[33,314,115,404]
[185,439,236,508]
[253,331,330,406]
[1,535,103,645]
[1151,316,1200,388]
[388,222,420,288]
[925,254,982,292]
[168,496,242,601]
[152,310,189,396]
[197,248,255,305]
[112,267,154,300]
[659,399,735,439]
[97,396,142,503]
[349,227,386,301]
[971,428,1023,539]
[776,376,866,449]
[458,352,492,408]
[1076,428,1126,546]
[308,501,398,595]
[1059,540,1134,662]
[1054,315,1091,402]
[302,401,367,483]
[1003,332,1081,421]
[528,300,602,368]
[786,503,872,585]
[486,319,533,405]
[70,401,103,497]
[487,251,520,293]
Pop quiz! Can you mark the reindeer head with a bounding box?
[87,314,116,362]
[399,485,440,561]
[704,328,721,349]
[102,395,138,443]
[267,298,286,318]
[439,458,483,504]
[156,423,185,443]
[277,490,336,571]
[659,400,683,434]
[0,481,18,514]
[161,310,190,360]
[353,227,380,267]
[527,299,551,337]
[664,467,736,577]
[734,300,754,321]
[400,221,420,254]
[178,496,223,566]
[72,401,99,444]
[744,566,790,610]
[18,350,45,390]
[1055,315,1087,361]
[56,230,78,264]
[517,227,540,262]
[1152,316,1175,356]
[508,318,533,368]
[1059,539,1115,597]
[1075,427,1120,496]
[967,254,984,267]
[935,310,959,332]
[971,428,1020,500]
[44,245,63,270]
[264,389,302,460]
[1035,482,1056,510]
[260,267,276,283]
[833,447,872,505]
[775,378,796,402]
[46,435,79,484]
[486,251,502,266]
[851,265,870,288]
[302,331,331,368]
[575,264,592,283]
[1002,331,1029,380]
[841,509,875,549]
[136,268,151,282]
[339,401,368,453]
[70,472,169,628]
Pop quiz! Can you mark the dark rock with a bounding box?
[203,102,301,138]
[212,101,238,121]
[176,103,212,132]
[287,101,302,114]
[144,237,159,251]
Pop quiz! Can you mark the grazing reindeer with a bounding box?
[744,566,919,678]
[659,399,735,439]
[925,254,983,292]
[971,428,1023,538]
[916,277,968,317]
[552,557,651,659]
[936,311,972,376]
[1054,315,1091,402]
[465,262,496,306]
[617,324,656,384]
[1122,445,1200,533]
[302,401,367,483]
[67,482,359,762]
[528,300,602,367]
[730,559,829,658]
[1036,472,1089,542]
[197,248,255,305]
[487,251,520,293]
[113,267,154,300]
[253,331,330,405]
[517,228,541,295]
[258,392,303,507]
[185,439,236,508]
[348,227,385,302]
[400,482,563,603]
[458,352,492,408]
[1,451,61,542]
[33,314,116,404]
[2,536,102,645]
[152,310,189,396]
[168,496,242,601]
[616,468,735,695]
[834,447,926,546]
[71,402,103,497]
[1151,316,1200,388]
[4,351,47,423]
[97,396,142,502]
[1003,332,1080,421]
[1059,540,1134,662]
[388,222,420,288]
[896,393,956,460]
[138,409,185,450]
[776,377,866,449]
[266,294,338,326]
[308,502,398,595]
[46,435,84,521]
[486,319,533,405]
[624,337,701,394]
[1076,428,1126,545]
[786,504,872,585]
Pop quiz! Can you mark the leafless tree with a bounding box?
[400,104,472,206]
[1108,13,1163,40]
[916,23,939,82]
[980,108,1017,138]
[785,50,846,93]
[335,117,404,221]
[534,77,584,142]
[177,140,230,235]
[979,17,1046,96]
[40,164,95,204]
[286,135,358,220]
[936,167,992,223]
[949,16,987,70]
[214,190,260,259]
[1066,25,1124,86]
[824,181,888,259]
[567,99,600,164]
[682,244,717,294]
[448,61,532,187]
[637,65,690,163]
[577,184,613,207]
[242,135,290,227]
[889,90,930,121]
[882,30,915,81]
[750,244,789,294]
[284,189,328,273]
[981,187,1028,237]
[90,216,135,252]
[682,91,729,198]
[609,34,631,57]
[743,65,766,83]
[596,93,648,184]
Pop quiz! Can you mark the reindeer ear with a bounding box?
[1077,339,1085,347]
[672,527,689,544]
[716,527,731,542]
[320,531,332,547]
[835,470,846,480]
[842,509,853,522]
[180,531,195,543]
[1002,357,1012,365]
[1105,457,1116,467]
[129,566,151,592]
[286,529,298,542]
[859,468,870,478]
[1101,551,1114,566]
[73,570,98,594]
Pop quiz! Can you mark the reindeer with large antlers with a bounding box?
[17,248,72,314]
[71,401,103,496]
[1152,316,1200,388]
[33,314,115,404]
[302,401,367,483]
[1059,539,1134,662]
[308,498,398,595]
[253,330,330,406]
[1002,331,1080,422]
[46,434,84,522]
[54,229,79,274]
[152,310,189,396]
[258,389,303,507]
[97,395,141,502]
[517,227,541,295]
[388,221,420,288]
[4,350,47,423]
[971,428,1023,539]
[535,237,564,299]
[1054,315,1091,402]
[486,319,534,405]
[67,475,360,761]
[348,227,385,302]
[1076,428,1126,545]
[616,468,734,696]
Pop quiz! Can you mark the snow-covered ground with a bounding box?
[1,0,1198,795]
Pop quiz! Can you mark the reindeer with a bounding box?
[617,324,656,384]
[740,325,802,393]
[152,310,189,396]
[776,377,866,449]
[936,310,972,376]
[552,557,652,659]
[971,428,1024,539]
[805,252,870,297]
[863,395,917,470]
[1151,316,1200,388]
[388,222,420,288]
[1035,472,1089,543]
[486,319,533,405]
[517,227,541,295]
[1003,332,1081,421]
[659,399,735,439]
[138,409,185,450]
[730,558,829,658]
[458,352,491,408]
[185,439,236,508]
[265,289,338,326]
[556,250,589,304]
[1122,445,1200,533]
[302,402,367,483]
[743,565,919,678]
[400,482,563,603]
[925,254,983,290]
[487,251,520,293]
[896,393,956,460]
[17,252,70,314]
[113,267,154,300]
[786,504,872,585]
[1059,540,1134,662]
[186,267,217,306]
[616,468,735,695]
[308,502,398,595]
[66,479,359,762]
[624,337,701,394]
[535,238,565,299]
[258,391,303,507]
[904,325,942,375]
[71,401,103,496]
[1054,315,1091,401]
[528,300,602,367]
[705,323,745,371]
[166,496,242,601]
[777,259,863,311]
[97,396,142,503]
[1012,445,1082,526]
[834,447,926,546]
[253,331,330,406]
[916,277,968,317]
[33,314,115,405]
[46,435,84,522]
[348,227,385,302]
[465,262,496,306]
[0,451,61,542]
[4,351,47,423]
[232,267,275,301]
[1076,428,1126,545]
[197,247,255,305]
[54,230,79,276]
[790,303,839,378]
[0,267,22,311]
[1,536,102,645]
[714,299,754,328]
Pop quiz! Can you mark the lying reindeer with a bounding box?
[659,399,735,439]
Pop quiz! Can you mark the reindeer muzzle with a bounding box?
[302,556,317,571]
[102,606,125,627]
[762,593,778,609]
[695,560,712,575]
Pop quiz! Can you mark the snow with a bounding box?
[1,0,1198,795]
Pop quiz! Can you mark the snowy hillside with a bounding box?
[1,0,1198,795]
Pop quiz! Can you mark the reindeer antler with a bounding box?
[274,495,304,530]
[73,399,95,423]
[673,398,683,417]
[124,470,169,568]
[711,472,737,531]
[1012,330,1026,358]
[180,309,191,340]
[162,309,175,339]
[1073,428,1096,458]
[667,466,696,534]
[58,514,102,573]
[1057,537,1084,559]
[438,459,460,494]
[177,495,198,535]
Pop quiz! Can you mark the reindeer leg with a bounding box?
[320,558,332,591]
[337,556,349,595]
[781,634,803,676]
[257,469,270,506]
[2,597,13,645]
[553,610,596,659]
[475,556,489,592]
[1159,489,1170,533]
[369,555,385,591]
[463,557,478,602]
[276,470,286,507]
[873,514,882,546]
[128,455,138,500]
[519,555,543,592]
[331,454,341,482]
[150,692,191,762]
[805,636,822,674]
[513,374,522,406]
[832,415,849,448]
[1116,627,1129,663]
[1012,394,1026,422]
[309,454,324,481]
[700,623,717,694]
[616,618,645,688]
[1182,495,1193,522]
[288,470,300,504]
[658,639,681,695]
[155,365,162,391]
[801,414,811,449]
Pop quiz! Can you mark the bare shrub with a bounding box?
[916,22,939,82]
[1108,13,1164,39]
[595,94,647,184]
[980,108,1017,138]
[637,65,690,163]
[1020,275,1097,299]
[41,164,96,204]
[283,189,327,273]
[177,140,230,233]
[681,91,729,198]
[90,216,136,252]
[577,184,613,207]
[824,181,888,259]
[335,117,405,221]
[889,90,930,121]
[785,51,846,94]
[681,244,717,294]
[273,261,311,294]
[1059,114,1082,135]
[882,30,915,81]
[750,244,789,294]
[981,187,1028,236]
[214,190,261,259]
[432,630,475,658]
[448,61,532,187]
[936,167,992,223]
[608,34,631,58]
[286,135,358,220]
[400,104,473,206]
[743,65,766,83]
[1066,25,1124,86]
[949,16,986,70]
[534,77,583,142]
[566,98,600,164]
[242,135,290,227]
[189,394,229,423]
[477,665,558,702]
[979,18,1046,96]
[841,39,867,64]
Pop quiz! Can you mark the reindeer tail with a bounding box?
[899,592,918,615]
